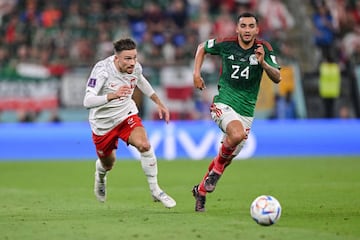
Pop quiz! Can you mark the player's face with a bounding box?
[114,49,137,74]
[236,17,259,45]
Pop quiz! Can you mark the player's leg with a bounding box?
[192,157,215,211]
[128,125,176,208]
[203,103,247,193]
[192,138,245,212]
[94,151,116,202]
[193,123,250,211]
[92,128,118,203]
[224,138,247,168]
[204,119,250,192]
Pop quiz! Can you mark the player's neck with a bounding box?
[238,36,255,50]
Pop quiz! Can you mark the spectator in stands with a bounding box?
[270,92,297,119]
[349,0,360,26]
[0,45,11,75]
[0,0,16,26]
[257,0,295,40]
[112,16,132,41]
[196,11,213,42]
[341,23,360,61]
[62,2,84,33]
[212,4,237,37]
[319,55,341,118]
[166,0,188,30]
[86,1,105,29]
[311,1,337,63]
[193,89,212,120]
[95,30,113,60]
[338,104,353,118]
[40,2,62,28]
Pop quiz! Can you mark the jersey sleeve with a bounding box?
[137,74,155,97]
[85,62,109,95]
[262,42,281,70]
[204,38,221,55]
[83,62,109,108]
[135,62,155,97]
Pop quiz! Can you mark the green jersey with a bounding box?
[204,36,280,117]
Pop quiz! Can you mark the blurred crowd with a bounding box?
[311,0,360,118]
[311,0,360,65]
[0,0,297,78]
[0,0,359,121]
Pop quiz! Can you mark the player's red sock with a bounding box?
[213,139,235,174]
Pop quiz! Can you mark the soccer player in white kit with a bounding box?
[83,38,176,208]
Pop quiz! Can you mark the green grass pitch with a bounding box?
[1,157,359,240]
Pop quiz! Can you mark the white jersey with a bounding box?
[84,55,154,135]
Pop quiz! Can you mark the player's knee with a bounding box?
[100,156,115,171]
[137,141,151,153]
[230,132,247,146]
[102,162,114,171]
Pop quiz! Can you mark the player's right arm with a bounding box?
[83,64,111,108]
[83,62,133,108]
[193,42,207,91]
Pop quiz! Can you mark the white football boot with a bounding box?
[94,171,106,203]
[152,191,176,208]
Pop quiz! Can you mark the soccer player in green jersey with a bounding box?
[192,12,281,212]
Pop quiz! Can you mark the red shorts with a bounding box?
[92,114,143,158]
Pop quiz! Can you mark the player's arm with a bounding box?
[150,93,170,123]
[84,86,131,108]
[137,74,169,123]
[83,66,108,108]
[262,61,281,84]
[255,44,281,84]
[83,66,130,108]
[193,42,207,90]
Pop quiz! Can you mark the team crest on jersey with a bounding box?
[123,76,137,89]
[88,78,96,87]
[249,54,258,65]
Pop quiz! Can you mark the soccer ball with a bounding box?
[250,195,282,226]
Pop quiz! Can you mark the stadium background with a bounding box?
[0,0,360,160]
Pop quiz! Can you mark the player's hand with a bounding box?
[255,44,265,65]
[115,85,132,98]
[193,75,206,90]
[157,105,170,124]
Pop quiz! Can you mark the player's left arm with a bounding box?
[255,43,281,84]
[137,74,170,123]
[150,93,170,123]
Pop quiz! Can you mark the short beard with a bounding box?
[240,35,253,45]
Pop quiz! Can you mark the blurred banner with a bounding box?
[0,119,360,161]
[0,76,59,111]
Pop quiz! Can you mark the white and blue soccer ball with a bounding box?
[250,195,282,226]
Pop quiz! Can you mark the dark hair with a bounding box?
[113,38,136,53]
[237,12,258,24]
